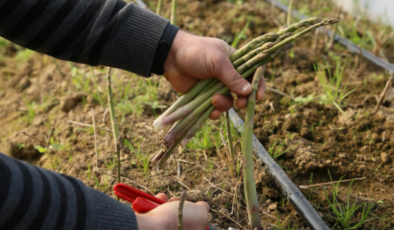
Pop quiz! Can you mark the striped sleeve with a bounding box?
[0,152,138,230]
[0,0,169,77]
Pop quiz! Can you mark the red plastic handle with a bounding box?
[133,197,160,213]
[114,183,209,230]
[114,183,165,205]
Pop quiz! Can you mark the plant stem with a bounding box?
[242,65,266,230]
[154,82,224,130]
[328,7,342,49]
[286,0,293,26]
[161,86,228,149]
[278,17,322,35]
[153,79,213,131]
[106,67,121,196]
[233,42,275,68]
[178,191,187,230]
[264,18,339,55]
[230,32,279,62]
[180,105,215,147]
[91,108,98,168]
[225,111,236,177]
[156,0,163,15]
[171,0,177,25]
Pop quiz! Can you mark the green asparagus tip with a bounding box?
[323,18,339,25]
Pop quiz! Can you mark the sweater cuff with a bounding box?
[110,4,169,77]
[90,188,138,230]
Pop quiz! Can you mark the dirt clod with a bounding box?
[381,152,389,163]
[282,118,297,131]
[59,92,87,112]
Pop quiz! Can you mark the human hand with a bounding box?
[163,30,266,120]
[135,193,209,230]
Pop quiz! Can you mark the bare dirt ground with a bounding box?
[1,0,394,229]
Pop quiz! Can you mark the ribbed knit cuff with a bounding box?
[110,4,169,77]
[91,188,138,230]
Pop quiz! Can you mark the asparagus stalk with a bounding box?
[230,32,279,62]
[161,87,229,149]
[286,0,293,26]
[237,52,271,74]
[180,105,215,147]
[231,17,322,62]
[225,111,236,177]
[171,0,177,25]
[106,67,121,197]
[242,65,266,230]
[156,0,163,15]
[233,42,275,68]
[265,18,339,54]
[154,82,224,131]
[153,79,213,130]
[277,17,322,35]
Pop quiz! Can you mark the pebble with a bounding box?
[381,152,389,163]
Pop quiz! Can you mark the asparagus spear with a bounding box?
[180,105,215,147]
[233,42,275,68]
[154,82,224,131]
[153,79,213,130]
[230,32,279,62]
[242,65,266,230]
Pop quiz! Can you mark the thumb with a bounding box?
[214,50,252,96]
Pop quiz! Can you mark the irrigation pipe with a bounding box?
[265,0,394,74]
[228,109,329,230]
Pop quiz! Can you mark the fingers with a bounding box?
[196,201,210,212]
[168,197,180,202]
[212,94,234,111]
[209,109,221,120]
[214,54,252,96]
[236,97,248,109]
[155,193,168,202]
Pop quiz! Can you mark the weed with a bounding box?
[315,61,356,109]
[105,156,117,171]
[324,171,374,229]
[267,140,297,159]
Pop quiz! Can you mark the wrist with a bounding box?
[150,24,179,75]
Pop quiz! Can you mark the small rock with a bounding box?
[360,146,369,153]
[267,203,277,212]
[282,118,297,131]
[265,199,272,204]
[338,153,346,159]
[120,154,130,161]
[386,88,394,103]
[300,127,313,139]
[381,152,389,163]
[59,92,87,112]
[325,160,332,165]
[371,133,379,143]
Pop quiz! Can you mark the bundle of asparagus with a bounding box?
[151,17,338,167]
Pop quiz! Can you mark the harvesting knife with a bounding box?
[114,183,219,230]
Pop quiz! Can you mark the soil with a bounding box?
[1,0,394,229]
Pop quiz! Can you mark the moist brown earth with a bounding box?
[1,0,394,229]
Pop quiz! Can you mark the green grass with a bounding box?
[267,139,297,159]
[324,171,374,229]
[315,61,355,109]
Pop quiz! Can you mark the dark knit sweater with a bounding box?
[0,0,169,77]
[0,152,138,230]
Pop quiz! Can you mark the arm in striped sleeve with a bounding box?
[0,152,138,230]
[0,0,169,77]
